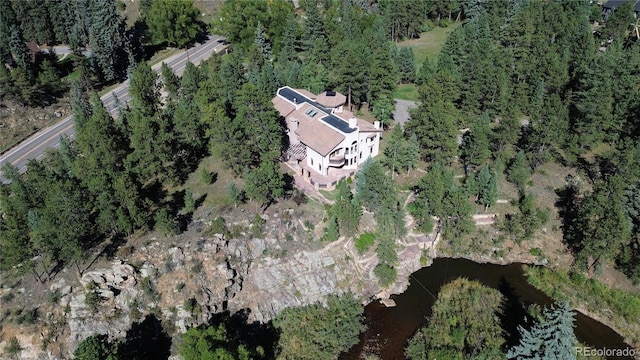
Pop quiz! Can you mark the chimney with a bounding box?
[374,120,380,129]
[349,117,357,128]
[293,97,297,104]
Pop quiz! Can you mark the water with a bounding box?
[341,258,634,360]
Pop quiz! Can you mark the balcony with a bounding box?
[329,155,345,167]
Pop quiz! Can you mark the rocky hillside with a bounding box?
[0,208,435,359]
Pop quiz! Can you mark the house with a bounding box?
[602,0,640,20]
[272,86,382,182]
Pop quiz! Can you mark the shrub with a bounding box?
[85,290,103,313]
[355,233,375,254]
[4,337,21,357]
[374,264,397,287]
[529,248,543,257]
[154,208,177,235]
[184,189,196,213]
[200,168,216,184]
[1,292,15,303]
[209,217,230,239]
[141,278,160,302]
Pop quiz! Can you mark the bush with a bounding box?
[374,263,397,287]
[141,278,160,302]
[154,208,177,235]
[355,233,375,254]
[209,216,230,239]
[4,337,21,357]
[184,189,195,213]
[85,290,103,313]
[439,18,451,28]
[200,168,216,184]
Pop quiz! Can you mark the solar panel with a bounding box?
[277,87,356,133]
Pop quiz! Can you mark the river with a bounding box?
[341,258,635,360]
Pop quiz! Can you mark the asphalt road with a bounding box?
[0,35,227,184]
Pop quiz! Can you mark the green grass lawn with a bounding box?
[393,84,420,102]
[400,23,461,68]
[393,23,461,102]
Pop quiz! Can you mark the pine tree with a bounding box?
[395,46,416,83]
[507,151,530,191]
[331,181,362,238]
[460,112,492,169]
[383,125,405,178]
[477,166,498,212]
[400,133,420,174]
[243,160,285,210]
[253,21,272,63]
[507,302,577,360]
[89,0,129,82]
[405,98,458,165]
[161,62,180,101]
[277,13,299,62]
[226,183,245,208]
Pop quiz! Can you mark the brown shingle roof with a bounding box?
[272,96,296,117]
[287,103,345,156]
[293,88,317,100]
[316,91,346,108]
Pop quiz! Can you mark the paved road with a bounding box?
[0,35,227,184]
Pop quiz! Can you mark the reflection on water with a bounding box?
[341,258,633,360]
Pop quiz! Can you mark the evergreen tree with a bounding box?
[277,13,299,62]
[383,125,405,178]
[128,61,160,117]
[395,46,416,83]
[253,21,272,63]
[89,0,129,82]
[507,151,530,191]
[460,112,492,169]
[568,175,632,271]
[227,183,245,208]
[331,181,362,238]
[0,165,35,270]
[161,62,180,101]
[405,97,459,165]
[507,302,577,360]
[477,165,498,212]
[243,161,285,210]
[399,133,420,174]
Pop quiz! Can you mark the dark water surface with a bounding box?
[341,258,634,360]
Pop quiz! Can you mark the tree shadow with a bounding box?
[554,178,581,256]
[208,309,280,359]
[118,314,172,360]
[497,277,531,350]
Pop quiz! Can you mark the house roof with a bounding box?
[277,87,356,134]
[293,88,317,100]
[357,118,382,132]
[603,0,640,11]
[272,96,295,117]
[287,103,345,156]
[316,91,346,108]
[333,110,382,132]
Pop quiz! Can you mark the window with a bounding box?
[370,148,373,154]
[345,148,349,155]
[319,164,322,171]
[359,152,362,159]
[311,158,314,166]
